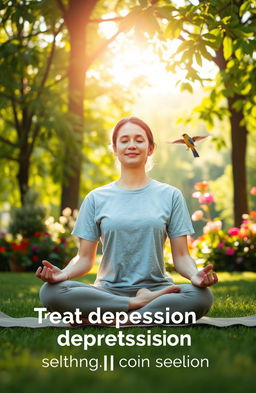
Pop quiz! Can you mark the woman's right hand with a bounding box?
[35,260,68,284]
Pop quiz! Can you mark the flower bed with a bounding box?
[190,212,256,272]
[165,182,256,272]
[0,208,78,272]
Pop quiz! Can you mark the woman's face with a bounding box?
[113,122,154,168]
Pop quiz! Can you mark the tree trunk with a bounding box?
[17,153,30,205]
[214,48,248,226]
[228,95,248,226]
[60,0,97,212]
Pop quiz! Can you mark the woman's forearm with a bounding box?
[173,254,198,281]
[61,254,93,279]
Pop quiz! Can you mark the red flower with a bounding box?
[198,193,215,204]
[0,246,6,253]
[20,241,28,249]
[34,232,41,237]
[228,227,240,236]
[12,241,28,252]
[32,255,40,262]
[12,244,21,252]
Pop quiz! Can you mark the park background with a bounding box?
[0,0,256,392]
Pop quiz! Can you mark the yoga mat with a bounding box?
[0,311,256,328]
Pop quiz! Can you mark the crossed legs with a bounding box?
[39,280,213,323]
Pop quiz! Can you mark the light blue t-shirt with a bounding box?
[72,179,195,289]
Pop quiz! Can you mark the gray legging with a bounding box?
[39,280,214,322]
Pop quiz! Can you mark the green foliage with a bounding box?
[8,189,46,238]
[0,0,75,204]
[161,0,255,114]
[209,165,234,226]
[0,235,11,271]
[0,0,150,209]
[223,35,233,60]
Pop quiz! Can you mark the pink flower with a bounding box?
[241,221,249,230]
[194,181,208,192]
[198,193,215,204]
[217,242,225,248]
[228,227,240,236]
[192,210,204,221]
[226,248,235,256]
[250,186,256,195]
[203,220,222,234]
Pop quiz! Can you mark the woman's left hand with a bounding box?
[190,264,218,288]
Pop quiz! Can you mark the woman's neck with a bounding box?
[117,169,151,190]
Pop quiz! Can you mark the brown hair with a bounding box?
[112,117,155,148]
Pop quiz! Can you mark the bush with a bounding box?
[192,212,256,272]
[8,189,46,238]
[164,182,256,272]
[189,181,256,272]
[0,207,78,271]
[0,234,12,271]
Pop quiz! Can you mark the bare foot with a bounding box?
[70,286,181,327]
[128,285,180,310]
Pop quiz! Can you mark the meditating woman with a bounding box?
[36,117,218,324]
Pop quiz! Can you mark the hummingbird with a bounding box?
[168,133,209,158]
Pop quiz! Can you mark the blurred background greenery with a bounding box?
[0,0,256,228]
[1,0,256,273]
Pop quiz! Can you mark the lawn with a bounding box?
[0,271,256,393]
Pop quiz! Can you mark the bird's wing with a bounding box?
[192,136,210,142]
[167,139,186,144]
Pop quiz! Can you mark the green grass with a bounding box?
[0,272,256,393]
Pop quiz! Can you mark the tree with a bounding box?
[56,0,163,211]
[155,0,256,225]
[0,0,141,208]
[0,0,70,204]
